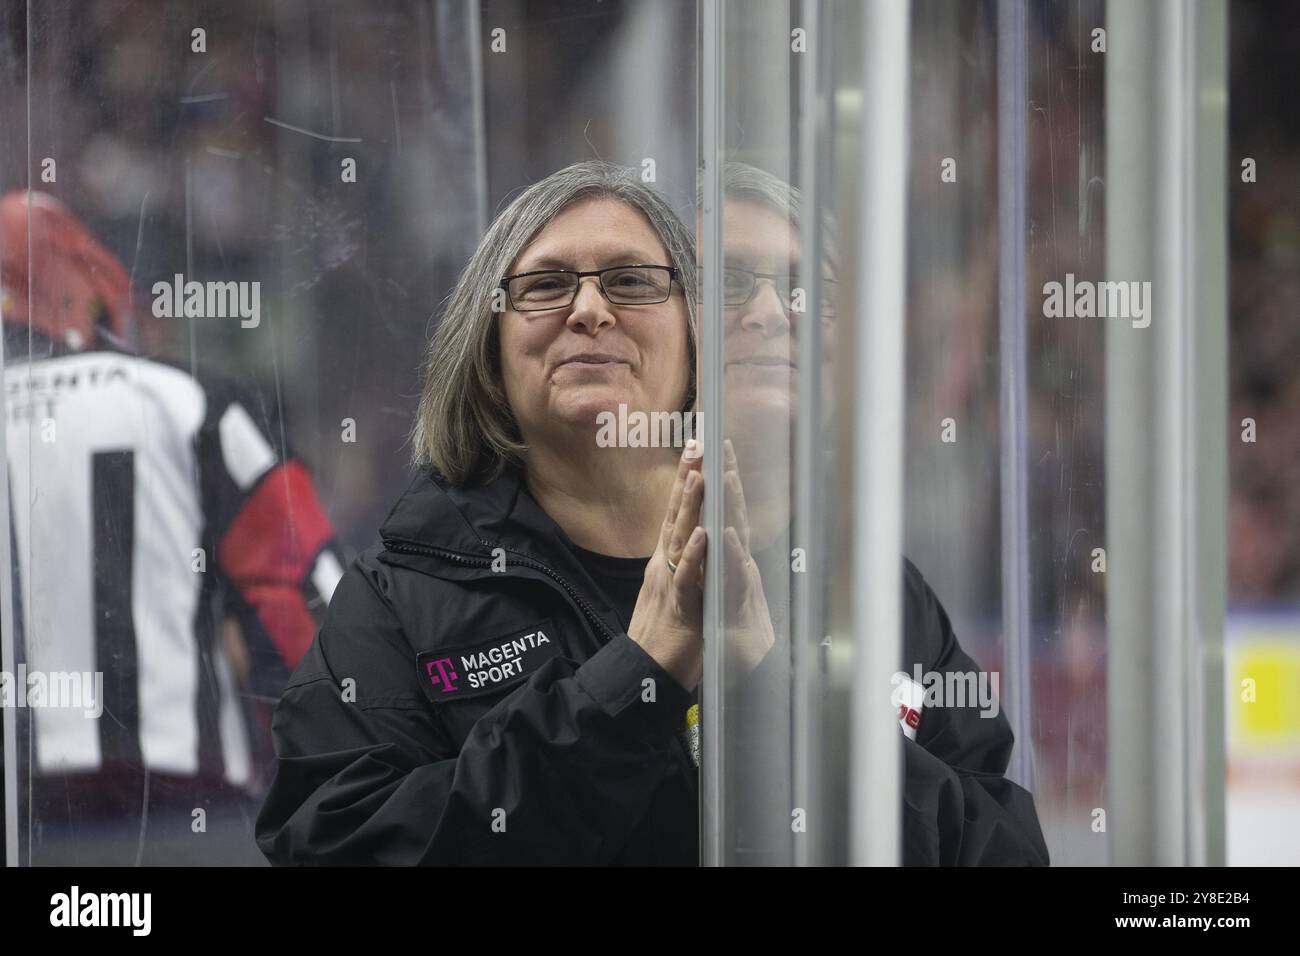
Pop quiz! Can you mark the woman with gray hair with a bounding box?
[256,160,773,865]
[256,159,1048,866]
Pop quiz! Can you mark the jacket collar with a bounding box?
[379,465,608,588]
[378,465,804,646]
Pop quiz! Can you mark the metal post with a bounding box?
[850,0,909,867]
[0,8,30,867]
[1189,0,1228,871]
[698,0,726,868]
[996,0,1034,792]
[466,0,488,236]
[794,0,830,868]
[0,218,16,870]
[1105,0,1227,867]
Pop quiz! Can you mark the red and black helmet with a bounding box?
[0,189,132,350]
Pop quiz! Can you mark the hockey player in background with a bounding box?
[0,189,343,864]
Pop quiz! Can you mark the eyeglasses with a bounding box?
[499,265,680,312]
[705,268,838,316]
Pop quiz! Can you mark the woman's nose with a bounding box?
[737,279,792,336]
[565,276,617,334]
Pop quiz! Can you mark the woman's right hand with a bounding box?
[627,439,707,691]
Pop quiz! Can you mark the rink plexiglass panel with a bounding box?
[904,0,1112,864]
[0,0,697,866]
[698,0,1221,866]
[0,0,1245,867]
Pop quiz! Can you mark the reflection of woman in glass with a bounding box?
[706,163,1048,865]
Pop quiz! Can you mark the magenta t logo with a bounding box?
[425,657,459,694]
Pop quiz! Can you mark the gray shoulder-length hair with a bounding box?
[704,161,839,275]
[411,160,699,485]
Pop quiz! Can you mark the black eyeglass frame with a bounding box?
[499,264,681,312]
[714,267,840,309]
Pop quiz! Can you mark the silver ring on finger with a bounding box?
[666,557,679,575]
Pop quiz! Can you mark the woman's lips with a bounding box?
[554,356,630,374]
[726,356,796,368]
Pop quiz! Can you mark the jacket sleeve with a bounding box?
[901,564,1051,866]
[255,556,695,865]
[725,561,1051,865]
[193,371,344,684]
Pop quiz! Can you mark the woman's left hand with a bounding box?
[718,439,777,676]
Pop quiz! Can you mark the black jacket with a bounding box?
[255,467,1050,865]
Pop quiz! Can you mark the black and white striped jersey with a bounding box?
[4,329,342,790]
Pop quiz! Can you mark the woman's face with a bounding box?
[691,199,841,500]
[498,197,691,453]
[715,200,802,429]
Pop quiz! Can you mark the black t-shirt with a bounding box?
[568,543,649,635]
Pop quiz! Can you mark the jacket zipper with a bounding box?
[382,538,619,645]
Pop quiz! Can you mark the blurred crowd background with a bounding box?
[0,0,1295,864]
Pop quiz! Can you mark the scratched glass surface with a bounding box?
[904,0,1107,866]
[0,0,1293,869]
[703,0,1109,868]
[0,0,694,866]
[708,0,800,866]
